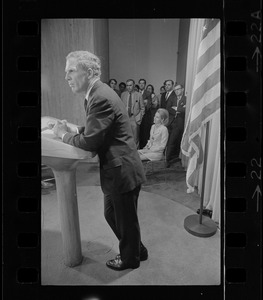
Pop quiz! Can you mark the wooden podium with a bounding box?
[41,116,97,267]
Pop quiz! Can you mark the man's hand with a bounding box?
[52,120,68,139]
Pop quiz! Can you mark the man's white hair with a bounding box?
[66,50,101,77]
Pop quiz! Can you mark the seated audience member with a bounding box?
[108,78,121,96]
[138,108,169,161]
[118,82,126,95]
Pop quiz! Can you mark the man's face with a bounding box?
[138,80,146,90]
[126,81,134,93]
[65,58,89,94]
[165,81,173,92]
[174,85,183,97]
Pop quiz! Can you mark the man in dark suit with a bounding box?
[160,80,174,107]
[52,50,148,271]
[159,79,180,166]
[160,80,177,126]
[165,83,186,167]
[138,78,152,104]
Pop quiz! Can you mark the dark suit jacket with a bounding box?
[141,90,152,109]
[173,95,186,130]
[63,80,146,194]
[160,91,177,127]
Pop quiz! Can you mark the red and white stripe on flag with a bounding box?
[181,19,220,193]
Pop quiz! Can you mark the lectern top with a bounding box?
[41,116,95,160]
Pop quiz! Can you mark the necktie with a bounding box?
[165,92,169,100]
[128,92,132,116]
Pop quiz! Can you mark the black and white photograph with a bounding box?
[41,18,221,285]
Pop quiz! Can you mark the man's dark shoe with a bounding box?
[140,245,148,261]
[115,246,148,262]
[106,257,139,271]
[170,157,181,164]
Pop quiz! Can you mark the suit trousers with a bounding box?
[129,117,140,148]
[166,117,184,163]
[104,185,141,265]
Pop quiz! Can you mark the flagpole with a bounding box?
[184,121,217,237]
[199,121,210,224]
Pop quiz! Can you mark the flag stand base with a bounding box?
[184,214,217,237]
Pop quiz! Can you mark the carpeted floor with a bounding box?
[41,160,221,285]
[42,160,203,213]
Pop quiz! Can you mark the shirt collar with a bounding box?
[85,77,100,100]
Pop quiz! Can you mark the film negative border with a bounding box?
[3,5,41,299]
[224,1,261,299]
[2,0,261,299]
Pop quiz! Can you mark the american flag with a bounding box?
[181,19,220,193]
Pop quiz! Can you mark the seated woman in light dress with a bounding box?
[138,108,169,161]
